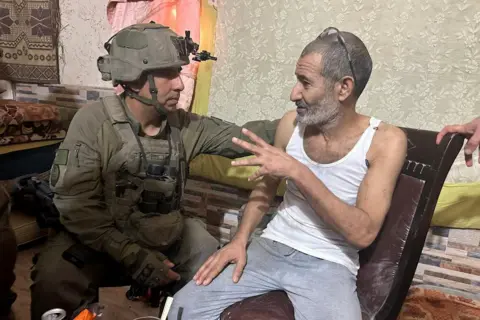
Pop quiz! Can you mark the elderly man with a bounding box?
[29,22,278,320]
[168,27,407,320]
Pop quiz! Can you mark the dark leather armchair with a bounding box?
[220,128,465,320]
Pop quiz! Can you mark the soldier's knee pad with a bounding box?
[31,251,86,296]
[204,234,220,254]
[194,236,220,267]
[30,264,61,289]
[184,218,220,250]
[30,262,91,320]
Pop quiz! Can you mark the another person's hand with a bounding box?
[436,117,480,167]
[231,128,300,181]
[193,239,247,286]
[129,249,181,288]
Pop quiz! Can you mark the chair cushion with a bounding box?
[220,291,293,320]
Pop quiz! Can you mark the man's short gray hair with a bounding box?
[301,29,372,98]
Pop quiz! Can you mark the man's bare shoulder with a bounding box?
[371,122,408,163]
[275,110,297,149]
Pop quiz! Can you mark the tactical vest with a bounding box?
[102,96,187,252]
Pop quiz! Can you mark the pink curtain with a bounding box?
[106,0,201,111]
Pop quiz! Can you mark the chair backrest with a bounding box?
[357,129,464,320]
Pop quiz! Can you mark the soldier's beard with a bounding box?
[295,92,342,127]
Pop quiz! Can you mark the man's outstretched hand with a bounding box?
[436,117,480,167]
[231,128,300,181]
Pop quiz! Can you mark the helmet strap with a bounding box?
[122,73,168,116]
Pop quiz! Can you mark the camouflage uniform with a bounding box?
[30,23,278,319]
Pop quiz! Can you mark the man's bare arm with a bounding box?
[193,111,295,285]
[233,111,296,246]
[291,125,407,248]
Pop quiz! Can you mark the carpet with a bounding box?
[0,0,60,83]
[398,287,480,320]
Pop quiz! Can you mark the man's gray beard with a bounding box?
[296,96,342,127]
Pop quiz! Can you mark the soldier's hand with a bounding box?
[163,258,175,268]
[193,239,247,286]
[158,257,181,286]
[130,249,181,288]
[436,117,480,167]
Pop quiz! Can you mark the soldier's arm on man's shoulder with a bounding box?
[51,104,134,259]
[178,110,279,161]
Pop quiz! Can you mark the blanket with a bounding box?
[398,287,480,319]
[0,100,66,146]
[0,0,60,83]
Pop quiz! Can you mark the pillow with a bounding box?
[189,154,287,196]
[432,182,480,229]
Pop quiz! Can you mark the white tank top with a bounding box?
[261,117,382,275]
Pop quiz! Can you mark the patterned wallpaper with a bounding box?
[57,0,112,87]
[208,0,480,183]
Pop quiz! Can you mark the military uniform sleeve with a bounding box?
[51,106,145,265]
[179,111,279,161]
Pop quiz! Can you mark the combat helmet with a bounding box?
[97,22,216,115]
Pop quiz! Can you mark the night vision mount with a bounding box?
[177,30,217,62]
[98,22,217,84]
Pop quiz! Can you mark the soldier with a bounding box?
[29,23,278,320]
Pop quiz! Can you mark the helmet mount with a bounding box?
[97,21,217,115]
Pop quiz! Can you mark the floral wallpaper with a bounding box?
[208,0,480,183]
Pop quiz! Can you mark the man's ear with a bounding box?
[337,77,354,102]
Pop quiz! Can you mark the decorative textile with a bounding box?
[0,100,59,124]
[0,0,60,84]
[0,127,65,145]
[106,0,201,111]
[0,99,66,146]
[209,0,480,184]
[398,287,480,319]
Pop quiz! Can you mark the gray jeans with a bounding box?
[168,237,361,320]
